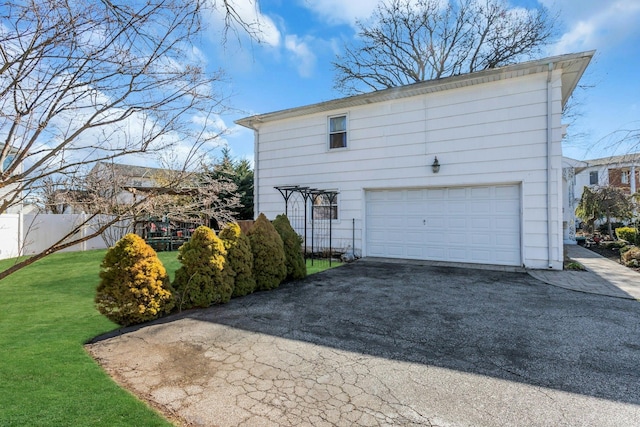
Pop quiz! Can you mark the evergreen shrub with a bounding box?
[219,222,256,297]
[247,213,286,291]
[273,214,306,281]
[173,226,233,309]
[616,227,638,244]
[95,233,174,326]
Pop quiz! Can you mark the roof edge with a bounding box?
[236,50,595,130]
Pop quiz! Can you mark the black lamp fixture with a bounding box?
[431,156,440,173]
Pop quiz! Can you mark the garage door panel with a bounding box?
[470,187,491,197]
[366,185,521,266]
[496,199,519,212]
[496,185,520,198]
[448,217,467,228]
[471,201,491,213]
[470,233,491,245]
[386,245,405,257]
[448,188,467,199]
[448,200,467,211]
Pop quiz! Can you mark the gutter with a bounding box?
[547,63,553,269]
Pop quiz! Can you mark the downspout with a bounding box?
[253,128,259,219]
[546,63,553,268]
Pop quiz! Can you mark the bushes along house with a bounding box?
[273,214,306,281]
[95,233,174,326]
[219,222,256,297]
[172,225,233,309]
[247,213,286,291]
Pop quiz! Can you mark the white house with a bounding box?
[237,51,594,270]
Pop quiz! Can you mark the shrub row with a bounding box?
[95,213,306,326]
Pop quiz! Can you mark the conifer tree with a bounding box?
[247,213,286,290]
[96,233,174,326]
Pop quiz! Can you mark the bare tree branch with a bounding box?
[333,0,556,95]
[0,0,256,280]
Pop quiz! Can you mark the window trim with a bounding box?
[328,114,348,150]
[311,191,339,221]
[622,170,630,184]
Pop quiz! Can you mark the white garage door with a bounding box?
[366,185,521,266]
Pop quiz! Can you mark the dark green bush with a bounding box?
[219,222,256,297]
[95,233,174,326]
[173,226,233,309]
[247,213,286,291]
[622,246,640,267]
[273,214,306,281]
[616,227,638,244]
[600,240,627,250]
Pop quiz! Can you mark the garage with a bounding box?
[365,185,521,266]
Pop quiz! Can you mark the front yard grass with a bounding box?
[0,250,174,427]
[0,249,337,426]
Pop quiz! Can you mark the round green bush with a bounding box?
[96,233,174,326]
[220,222,256,297]
[247,213,286,291]
[173,226,233,309]
[273,214,306,281]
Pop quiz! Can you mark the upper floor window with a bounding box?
[622,170,630,184]
[329,115,347,149]
[589,171,598,185]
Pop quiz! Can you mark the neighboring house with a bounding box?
[237,51,594,270]
[562,152,640,237]
[574,153,640,195]
[89,162,171,205]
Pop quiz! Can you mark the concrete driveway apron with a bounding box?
[87,260,640,427]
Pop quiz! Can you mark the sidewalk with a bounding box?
[529,245,640,300]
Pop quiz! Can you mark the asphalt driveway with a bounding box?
[87,260,640,426]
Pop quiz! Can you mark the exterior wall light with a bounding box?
[432,156,440,173]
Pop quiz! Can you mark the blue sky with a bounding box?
[203,0,640,163]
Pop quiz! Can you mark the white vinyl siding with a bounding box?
[252,70,565,269]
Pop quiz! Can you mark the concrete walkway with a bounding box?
[529,244,640,300]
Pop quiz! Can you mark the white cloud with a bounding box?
[205,0,281,47]
[298,0,378,26]
[545,1,640,54]
[285,35,317,77]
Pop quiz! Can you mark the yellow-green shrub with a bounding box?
[95,233,174,326]
[173,226,233,309]
[273,214,306,281]
[247,213,286,291]
[219,222,256,297]
[616,227,638,244]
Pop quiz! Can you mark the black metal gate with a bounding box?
[275,186,339,266]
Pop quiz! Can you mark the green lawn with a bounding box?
[0,250,177,427]
[0,249,338,426]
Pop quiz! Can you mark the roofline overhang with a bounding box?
[236,50,595,130]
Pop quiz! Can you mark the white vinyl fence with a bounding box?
[0,213,131,260]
